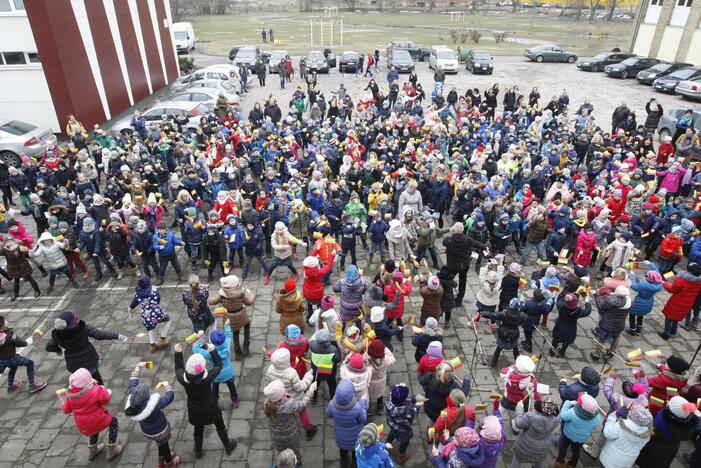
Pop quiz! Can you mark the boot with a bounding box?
[149,343,159,353]
[117,269,124,280]
[552,461,568,468]
[39,266,48,277]
[88,443,105,460]
[376,398,384,414]
[70,278,79,288]
[234,349,243,361]
[158,337,170,348]
[626,328,638,336]
[231,394,240,409]
[242,344,250,357]
[29,380,47,393]
[105,442,123,461]
[396,451,411,465]
[33,288,40,298]
[224,439,237,455]
[95,271,103,282]
[110,270,118,279]
[305,425,318,440]
[194,443,203,459]
[45,285,54,295]
[82,271,89,280]
[489,351,499,368]
[10,293,18,302]
[155,277,164,286]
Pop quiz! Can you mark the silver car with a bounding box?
[164,88,237,109]
[268,50,288,73]
[675,79,701,101]
[0,119,57,166]
[110,101,210,137]
[656,108,701,140]
[181,80,241,103]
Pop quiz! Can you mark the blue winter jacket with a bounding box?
[368,220,388,243]
[127,375,174,436]
[629,264,663,316]
[78,228,104,254]
[688,237,701,265]
[355,441,396,467]
[131,230,156,257]
[152,231,182,256]
[193,324,236,383]
[430,443,485,468]
[223,224,245,250]
[560,400,600,443]
[326,379,367,450]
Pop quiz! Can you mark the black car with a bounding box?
[465,49,494,74]
[636,61,693,85]
[386,40,431,62]
[576,52,636,72]
[653,67,701,93]
[387,49,415,73]
[604,57,660,79]
[339,51,360,73]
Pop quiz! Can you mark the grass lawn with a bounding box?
[186,10,633,57]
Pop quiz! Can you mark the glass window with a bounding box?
[0,0,11,12]
[27,52,40,63]
[2,52,26,65]
[13,0,24,10]
[0,120,36,135]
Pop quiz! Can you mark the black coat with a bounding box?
[45,321,118,372]
[552,301,592,344]
[522,298,549,331]
[637,408,698,468]
[175,349,223,426]
[498,274,520,309]
[442,233,485,271]
[0,328,26,359]
[438,277,457,311]
[419,372,470,421]
[411,331,443,363]
[482,307,526,344]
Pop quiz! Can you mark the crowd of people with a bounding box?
[0,59,701,468]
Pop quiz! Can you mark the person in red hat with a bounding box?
[302,254,335,320]
[275,279,306,337]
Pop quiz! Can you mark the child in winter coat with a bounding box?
[500,356,540,421]
[193,321,239,408]
[152,221,186,285]
[128,275,171,353]
[572,224,598,267]
[481,298,526,368]
[264,379,318,464]
[511,398,560,467]
[475,261,504,333]
[418,275,444,326]
[224,215,245,268]
[327,379,368,467]
[174,344,237,458]
[209,275,255,358]
[132,220,159,278]
[340,352,373,402]
[0,316,46,392]
[520,289,549,353]
[637,396,698,468]
[420,361,471,423]
[555,394,601,467]
[182,207,204,271]
[412,317,443,363]
[600,405,653,468]
[309,328,341,402]
[302,254,335,318]
[273,324,309,379]
[367,339,396,415]
[266,347,318,439]
[368,306,402,351]
[34,231,79,293]
[61,368,123,461]
[647,354,689,415]
[355,423,395,468]
[627,262,663,335]
[384,271,411,329]
[125,362,179,467]
[308,295,339,333]
[551,293,592,358]
[429,426,484,468]
[417,340,445,376]
[468,401,505,468]
[182,274,215,332]
[385,383,423,465]
[531,266,561,328]
[203,224,227,281]
[436,267,457,328]
[276,279,306,337]
[658,226,684,274]
[430,389,474,444]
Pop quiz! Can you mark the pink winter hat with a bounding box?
[69,368,93,389]
[453,427,480,447]
[578,393,599,414]
[321,295,334,310]
[480,415,502,441]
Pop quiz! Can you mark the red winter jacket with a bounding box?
[647,365,687,415]
[606,197,625,223]
[431,398,476,444]
[573,230,598,267]
[662,270,701,321]
[417,355,444,376]
[62,384,113,436]
[384,281,412,320]
[659,234,684,260]
[501,366,541,405]
[302,258,334,302]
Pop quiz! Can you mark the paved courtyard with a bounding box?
[0,58,699,468]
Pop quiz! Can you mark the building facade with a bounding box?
[0,0,179,133]
[630,0,701,65]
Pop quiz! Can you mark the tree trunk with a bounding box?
[511,0,519,12]
[575,0,584,19]
[588,0,600,21]
[606,0,617,19]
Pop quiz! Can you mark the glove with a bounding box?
[118,334,128,343]
[615,405,629,419]
[206,343,215,351]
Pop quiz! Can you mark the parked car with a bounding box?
[637,61,693,85]
[0,119,57,167]
[656,108,701,140]
[675,79,701,101]
[163,88,234,110]
[339,51,361,73]
[653,67,701,93]
[174,65,253,91]
[386,40,431,62]
[465,48,494,74]
[181,79,241,102]
[604,57,660,79]
[576,52,636,72]
[268,50,288,73]
[110,102,209,137]
[228,45,245,61]
[232,46,262,69]
[429,46,459,73]
[387,49,415,73]
[306,50,332,73]
[172,22,196,54]
[524,44,577,63]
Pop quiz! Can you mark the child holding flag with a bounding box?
[385,383,424,464]
[192,320,240,408]
[355,423,395,467]
[430,389,474,445]
[466,398,505,468]
[309,328,341,403]
[646,355,689,415]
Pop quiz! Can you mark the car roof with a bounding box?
[470,49,489,53]
[342,51,359,55]
[146,101,201,111]
[171,88,219,97]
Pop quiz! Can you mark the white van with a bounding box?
[173,22,196,54]
[429,46,459,74]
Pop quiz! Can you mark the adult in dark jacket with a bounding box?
[590,286,631,362]
[637,397,699,468]
[482,298,527,367]
[436,267,457,328]
[551,293,592,358]
[45,311,125,384]
[520,290,549,353]
[443,222,486,307]
[558,366,600,404]
[419,361,471,422]
[644,98,664,132]
[174,344,236,459]
[0,315,47,392]
[255,60,267,86]
[498,263,522,311]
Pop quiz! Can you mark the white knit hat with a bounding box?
[370,306,385,323]
[264,380,286,402]
[669,396,698,419]
[515,355,535,374]
[427,276,440,291]
[302,256,319,268]
[186,353,207,377]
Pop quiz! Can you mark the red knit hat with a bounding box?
[284,279,296,293]
[368,339,385,359]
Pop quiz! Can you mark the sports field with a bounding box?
[186,10,634,57]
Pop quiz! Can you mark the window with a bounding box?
[27,52,39,63]
[677,0,692,6]
[2,52,26,65]
[651,0,662,6]
[0,0,25,12]
[13,0,24,9]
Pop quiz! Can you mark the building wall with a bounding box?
[23,0,179,135]
[656,26,684,61]
[0,9,59,131]
[685,29,701,65]
[631,23,655,56]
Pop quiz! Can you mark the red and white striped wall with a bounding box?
[24,0,179,133]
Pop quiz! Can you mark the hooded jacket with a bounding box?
[355,441,395,468]
[647,365,687,415]
[151,230,182,256]
[560,400,600,443]
[368,347,396,401]
[419,371,471,421]
[476,265,504,307]
[552,300,592,344]
[600,413,652,468]
[637,407,698,468]
[302,257,334,302]
[594,292,631,335]
[62,382,113,436]
[326,380,367,450]
[0,328,26,359]
[386,397,421,442]
[419,279,444,319]
[333,276,367,321]
[174,349,223,426]
[387,221,412,261]
[129,284,168,331]
[431,442,485,468]
[208,277,255,331]
[340,357,373,402]
[275,289,306,336]
[383,281,410,320]
[34,232,67,270]
[629,268,663,316]
[193,324,236,383]
[512,409,560,463]
[309,330,341,381]
[265,349,313,400]
[126,370,174,437]
[662,270,701,321]
[45,320,118,372]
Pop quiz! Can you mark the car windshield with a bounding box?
[343,53,359,60]
[671,68,698,79]
[621,58,638,65]
[592,53,611,60]
[308,52,324,60]
[393,50,411,60]
[437,50,454,59]
[220,81,235,91]
[174,31,188,40]
[649,63,671,71]
[0,120,36,135]
[270,51,287,59]
[472,51,490,60]
[237,50,256,59]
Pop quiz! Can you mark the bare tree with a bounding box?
[170,0,189,21]
[427,0,437,12]
[588,0,601,21]
[606,0,618,19]
[511,0,520,13]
